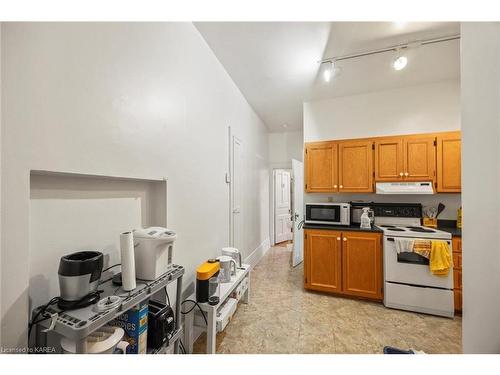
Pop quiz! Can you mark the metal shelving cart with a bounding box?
[32,264,184,354]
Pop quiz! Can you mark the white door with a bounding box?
[274,169,292,244]
[292,159,304,267]
[231,136,243,252]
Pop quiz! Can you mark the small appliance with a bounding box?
[376,182,434,195]
[221,247,242,268]
[147,300,175,351]
[57,251,103,309]
[305,203,350,226]
[60,326,129,354]
[217,255,237,282]
[350,201,375,225]
[133,227,176,280]
[196,259,220,303]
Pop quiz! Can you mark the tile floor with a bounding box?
[193,244,462,354]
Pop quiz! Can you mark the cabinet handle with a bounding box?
[343,237,347,242]
[339,185,343,189]
[399,172,403,177]
[337,237,341,241]
[405,172,409,176]
[334,185,338,188]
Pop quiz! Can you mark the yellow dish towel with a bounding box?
[430,240,452,277]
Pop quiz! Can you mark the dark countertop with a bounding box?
[303,223,383,233]
[438,226,462,237]
[437,219,462,237]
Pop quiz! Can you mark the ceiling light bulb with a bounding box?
[393,55,408,71]
[323,61,334,82]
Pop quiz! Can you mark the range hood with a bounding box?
[376,182,434,195]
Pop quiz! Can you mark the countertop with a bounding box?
[303,223,383,233]
[437,219,462,237]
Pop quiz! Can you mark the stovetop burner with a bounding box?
[380,225,397,228]
[386,227,406,231]
[406,226,435,233]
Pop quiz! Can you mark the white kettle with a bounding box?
[221,247,242,268]
[216,255,237,283]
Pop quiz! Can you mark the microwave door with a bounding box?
[306,205,341,224]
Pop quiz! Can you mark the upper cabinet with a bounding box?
[403,135,436,181]
[338,140,374,193]
[436,131,462,192]
[305,131,461,194]
[305,141,338,192]
[374,137,404,181]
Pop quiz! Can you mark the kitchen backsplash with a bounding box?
[305,193,461,220]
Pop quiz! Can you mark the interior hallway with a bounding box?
[193,245,462,354]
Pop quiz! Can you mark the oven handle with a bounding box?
[386,237,452,245]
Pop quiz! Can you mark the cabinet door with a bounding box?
[403,136,436,181]
[304,229,342,293]
[374,137,404,181]
[338,140,373,192]
[436,132,461,192]
[341,232,382,300]
[305,142,338,192]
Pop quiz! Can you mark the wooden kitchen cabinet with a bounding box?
[304,229,342,293]
[305,141,338,192]
[436,132,462,192]
[342,231,383,300]
[338,140,374,192]
[304,229,383,301]
[453,236,462,313]
[402,135,436,181]
[374,137,404,181]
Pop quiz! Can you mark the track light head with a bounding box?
[322,61,334,82]
[393,51,408,71]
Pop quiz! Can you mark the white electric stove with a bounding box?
[372,203,454,318]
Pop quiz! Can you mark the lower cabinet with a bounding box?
[304,229,383,301]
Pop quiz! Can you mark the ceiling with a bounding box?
[195,22,460,132]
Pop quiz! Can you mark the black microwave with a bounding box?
[305,203,351,226]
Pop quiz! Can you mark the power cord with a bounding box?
[102,263,121,273]
[181,299,208,325]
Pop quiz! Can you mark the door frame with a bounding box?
[228,126,243,248]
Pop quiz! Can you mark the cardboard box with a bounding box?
[110,300,148,354]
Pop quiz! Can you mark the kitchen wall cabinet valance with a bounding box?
[305,131,461,193]
[304,229,383,301]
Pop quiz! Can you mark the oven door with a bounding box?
[383,236,453,289]
[305,204,346,225]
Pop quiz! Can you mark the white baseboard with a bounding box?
[244,238,271,269]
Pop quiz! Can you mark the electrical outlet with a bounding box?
[327,196,334,202]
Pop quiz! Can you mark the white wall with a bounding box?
[268,130,303,244]
[0,22,270,348]
[303,80,461,220]
[304,80,460,142]
[461,22,500,353]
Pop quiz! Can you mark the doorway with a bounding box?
[274,169,292,245]
[272,161,304,266]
